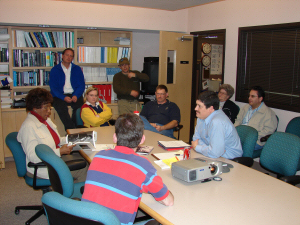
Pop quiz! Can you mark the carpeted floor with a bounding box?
[0,160,48,225]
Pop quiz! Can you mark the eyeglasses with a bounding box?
[156,93,166,96]
[41,104,51,111]
[249,95,258,98]
[218,91,228,95]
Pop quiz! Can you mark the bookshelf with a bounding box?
[3,26,132,101]
[0,26,132,167]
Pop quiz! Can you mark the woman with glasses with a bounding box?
[17,88,87,182]
[218,84,239,123]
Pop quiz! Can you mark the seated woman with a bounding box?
[218,84,239,123]
[81,86,112,127]
[17,88,87,182]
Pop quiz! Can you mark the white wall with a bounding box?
[187,0,300,131]
[0,0,187,32]
[132,31,160,71]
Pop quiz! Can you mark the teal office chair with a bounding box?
[232,125,258,167]
[252,115,279,159]
[76,108,86,128]
[260,132,300,185]
[5,132,51,225]
[42,192,121,225]
[285,116,300,138]
[35,144,85,199]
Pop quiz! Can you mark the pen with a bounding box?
[175,156,179,161]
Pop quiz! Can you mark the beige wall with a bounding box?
[0,0,187,32]
[1,0,300,132]
[187,0,300,132]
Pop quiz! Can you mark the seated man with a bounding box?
[140,85,180,138]
[234,86,277,150]
[191,91,243,159]
[82,113,174,225]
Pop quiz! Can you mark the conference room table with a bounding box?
[68,126,300,225]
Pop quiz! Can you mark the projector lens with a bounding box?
[210,164,217,175]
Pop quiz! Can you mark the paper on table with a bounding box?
[152,150,183,160]
[154,157,180,170]
[158,140,190,148]
[94,144,115,151]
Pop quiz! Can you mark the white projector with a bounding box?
[171,158,223,183]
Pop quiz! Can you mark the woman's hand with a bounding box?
[60,144,74,155]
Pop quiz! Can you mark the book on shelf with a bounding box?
[136,145,154,155]
[66,131,97,151]
[158,140,191,151]
[13,30,74,48]
[13,70,50,87]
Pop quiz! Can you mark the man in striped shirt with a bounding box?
[82,113,174,225]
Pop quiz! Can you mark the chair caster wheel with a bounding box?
[15,209,20,215]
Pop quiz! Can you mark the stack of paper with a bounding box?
[158,140,191,151]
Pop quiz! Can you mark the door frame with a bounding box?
[189,29,226,141]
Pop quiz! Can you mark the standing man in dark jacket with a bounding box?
[113,57,149,115]
[49,48,85,130]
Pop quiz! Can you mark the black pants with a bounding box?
[53,95,83,131]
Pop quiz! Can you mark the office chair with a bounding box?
[35,144,85,199]
[174,124,183,140]
[42,192,121,225]
[253,115,279,159]
[5,132,51,225]
[260,132,300,185]
[285,116,300,138]
[232,125,258,167]
[76,108,86,128]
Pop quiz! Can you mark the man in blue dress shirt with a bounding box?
[191,91,243,159]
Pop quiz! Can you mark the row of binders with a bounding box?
[92,84,117,103]
[81,66,121,82]
[13,50,62,67]
[77,47,131,63]
[13,70,50,87]
[13,30,74,48]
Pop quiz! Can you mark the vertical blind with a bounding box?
[236,23,300,112]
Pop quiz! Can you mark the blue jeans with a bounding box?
[254,143,263,151]
[140,116,175,139]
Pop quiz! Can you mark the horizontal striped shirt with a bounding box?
[82,146,169,225]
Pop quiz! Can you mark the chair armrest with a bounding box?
[27,161,47,190]
[65,159,87,171]
[28,162,46,168]
[232,157,254,167]
[174,124,183,132]
[280,175,300,186]
[260,134,272,142]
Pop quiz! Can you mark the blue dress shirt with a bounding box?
[193,110,243,159]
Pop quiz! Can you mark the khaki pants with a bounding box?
[118,99,142,115]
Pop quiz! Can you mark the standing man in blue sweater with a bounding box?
[49,48,85,130]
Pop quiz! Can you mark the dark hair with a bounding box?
[250,86,265,102]
[62,48,74,56]
[26,88,53,112]
[156,84,168,93]
[219,84,234,99]
[198,91,219,110]
[115,113,144,148]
